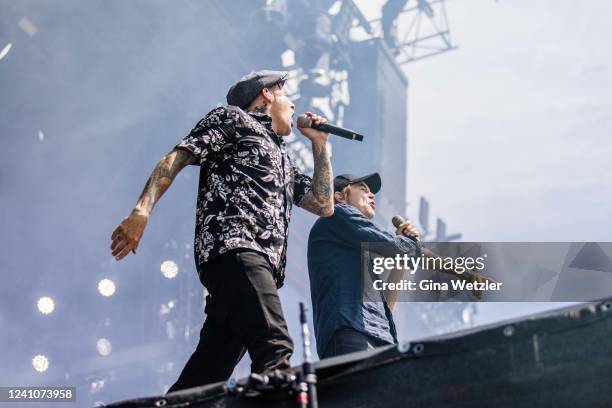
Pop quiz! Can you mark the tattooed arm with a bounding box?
[111,148,196,260]
[132,148,196,216]
[296,113,334,217]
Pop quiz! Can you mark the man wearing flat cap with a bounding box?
[307,172,422,358]
[110,70,334,391]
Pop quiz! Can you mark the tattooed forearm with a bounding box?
[300,142,333,216]
[298,193,331,216]
[311,142,332,203]
[134,148,196,215]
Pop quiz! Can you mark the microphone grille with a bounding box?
[392,215,405,228]
[296,114,312,128]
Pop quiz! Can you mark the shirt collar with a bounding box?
[247,110,285,145]
[247,111,273,129]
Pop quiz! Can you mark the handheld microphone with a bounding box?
[392,215,420,243]
[296,114,364,142]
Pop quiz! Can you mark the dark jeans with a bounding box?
[167,249,293,393]
[321,326,392,359]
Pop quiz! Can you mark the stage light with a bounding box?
[98,279,116,297]
[0,43,12,60]
[37,296,55,314]
[90,379,106,394]
[165,321,176,339]
[32,355,49,372]
[96,338,112,356]
[17,17,38,37]
[281,49,295,67]
[462,307,472,324]
[328,0,342,15]
[160,300,176,315]
[160,260,178,279]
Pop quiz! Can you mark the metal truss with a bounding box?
[372,0,457,64]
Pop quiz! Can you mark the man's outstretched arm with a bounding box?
[110,148,196,260]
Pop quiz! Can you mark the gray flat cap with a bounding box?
[226,70,288,109]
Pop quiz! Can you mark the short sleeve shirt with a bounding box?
[175,105,312,287]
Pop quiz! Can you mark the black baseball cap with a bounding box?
[226,70,288,109]
[334,173,381,194]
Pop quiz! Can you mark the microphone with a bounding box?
[392,215,420,242]
[296,114,364,142]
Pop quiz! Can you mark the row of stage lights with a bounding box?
[31,260,180,373]
[30,338,112,374]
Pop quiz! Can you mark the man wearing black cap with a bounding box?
[110,70,334,391]
[307,172,422,358]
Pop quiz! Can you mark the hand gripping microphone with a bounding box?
[296,114,364,142]
[392,215,420,243]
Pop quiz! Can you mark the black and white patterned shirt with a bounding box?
[175,105,312,287]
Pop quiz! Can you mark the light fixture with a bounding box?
[98,279,116,297]
[37,297,55,314]
[160,260,178,279]
[32,355,49,372]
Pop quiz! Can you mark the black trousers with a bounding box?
[167,249,293,393]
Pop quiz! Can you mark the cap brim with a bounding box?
[351,172,381,194]
[244,72,288,108]
[263,71,288,88]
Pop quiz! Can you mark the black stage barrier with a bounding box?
[107,297,612,408]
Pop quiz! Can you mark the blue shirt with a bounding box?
[307,204,422,356]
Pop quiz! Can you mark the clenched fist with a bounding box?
[394,219,420,241]
[297,112,329,145]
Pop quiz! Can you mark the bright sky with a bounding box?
[351,0,612,327]
[354,0,612,242]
